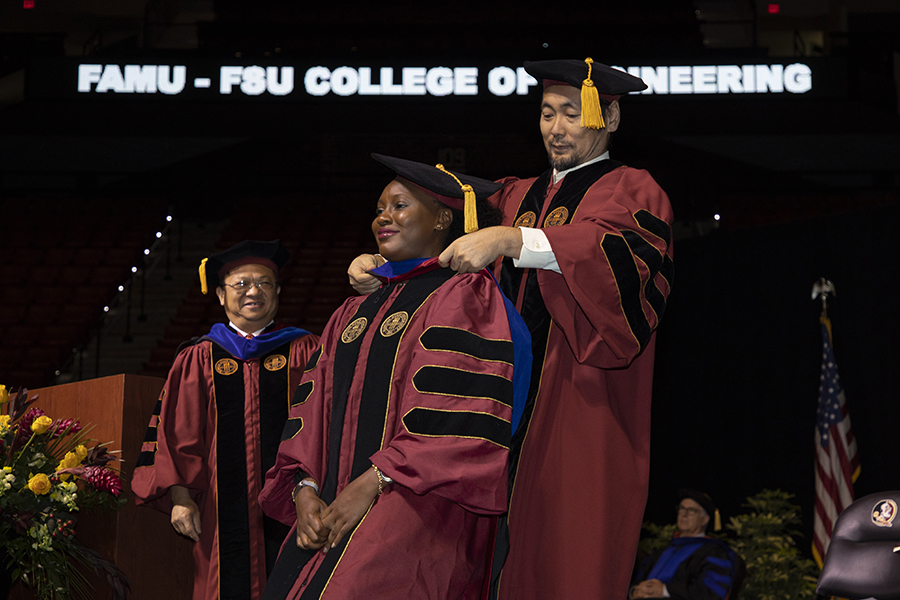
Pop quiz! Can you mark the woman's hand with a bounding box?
[294,486,330,550]
[318,467,381,553]
[348,254,385,295]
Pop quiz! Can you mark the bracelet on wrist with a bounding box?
[372,465,393,495]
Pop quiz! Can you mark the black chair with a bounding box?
[816,491,900,599]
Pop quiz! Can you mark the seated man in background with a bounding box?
[630,489,740,600]
[132,239,320,600]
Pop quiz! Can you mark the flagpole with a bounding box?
[810,276,859,570]
[811,277,835,325]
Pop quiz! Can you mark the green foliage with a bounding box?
[639,489,818,600]
[0,387,128,600]
[725,490,818,600]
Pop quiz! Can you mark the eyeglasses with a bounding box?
[221,280,276,293]
[677,504,703,516]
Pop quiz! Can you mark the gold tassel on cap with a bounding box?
[461,185,477,233]
[713,509,722,532]
[199,257,209,295]
[435,164,479,233]
[580,58,605,130]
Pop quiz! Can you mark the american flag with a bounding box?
[812,316,860,567]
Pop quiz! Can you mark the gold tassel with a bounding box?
[199,257,209,295]
[462,185,478,233]
[435,164,480,233]
[580,58,605,130]
[713,509,722,532]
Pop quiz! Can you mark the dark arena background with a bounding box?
[1,0,898,573]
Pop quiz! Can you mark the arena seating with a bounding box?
[0,194,168,389]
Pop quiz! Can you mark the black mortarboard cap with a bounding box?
[678,488,722,531]
[198,239,290,295]
[372,153,502,233]
[524,58,647,129]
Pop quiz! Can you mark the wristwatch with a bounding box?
[291,478,319,503]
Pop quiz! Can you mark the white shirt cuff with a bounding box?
[513,227,561,274]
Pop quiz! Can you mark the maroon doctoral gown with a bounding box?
[259,260,515,600]
[132,327,320,600]
[493,160,674,600]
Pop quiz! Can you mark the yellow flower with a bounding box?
[0,415,10,434]
[27,473,51,495]
[75,445,88,461]
[0,385,9,404]
[31,415,53,434]
[60,451,80,469]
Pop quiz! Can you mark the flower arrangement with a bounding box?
[0,385,129,600]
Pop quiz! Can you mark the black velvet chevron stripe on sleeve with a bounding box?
[413,366,513,407]
[291,380,314,408]
[403,407,510,448]
[134,397,164,468]
[419,326,515,364]
[634,209,671,244]
[303,346,322,372]
[280,417,303,441]
[602,234,653,349]
[622,230,669,320]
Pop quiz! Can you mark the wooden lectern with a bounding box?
[10,375,193,600]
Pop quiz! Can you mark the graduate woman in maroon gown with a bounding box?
[259,154,530,600]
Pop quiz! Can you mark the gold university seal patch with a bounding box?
[341,317,368,343]
[514,211,537,228]
[264,354,287,371]
[215,358,239,376]
[380,311,409,337]
[872,499,897,527]
[543,207,569,227]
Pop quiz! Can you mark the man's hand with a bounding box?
[294,485,330,550]
[629,579,666,598]
[170,485,202,542]
[438,226,522,273]
[318,467,381,553]
[348,254,385,295]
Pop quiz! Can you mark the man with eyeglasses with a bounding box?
[133,239,320,600]
[349,58,673,599]
[629,489,741,600]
